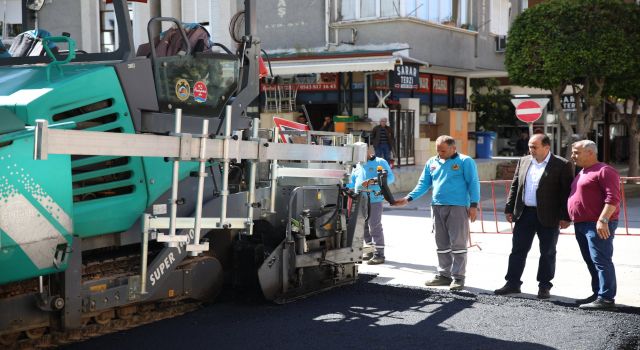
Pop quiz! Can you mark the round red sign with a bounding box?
[515,100,542,123]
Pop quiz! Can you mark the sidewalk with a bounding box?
[359,195,640,308]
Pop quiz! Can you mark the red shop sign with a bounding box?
[432,75,448,94]
[417,73,431,93]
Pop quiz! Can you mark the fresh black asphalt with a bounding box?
[64,274,640,350]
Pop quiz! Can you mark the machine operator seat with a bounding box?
[140,22,238,118]
[136,23,213,58]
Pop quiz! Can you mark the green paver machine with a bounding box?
[0,1,369,347]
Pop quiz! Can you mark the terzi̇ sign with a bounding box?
[392,64,418,90]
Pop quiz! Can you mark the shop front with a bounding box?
[259,51,469,163]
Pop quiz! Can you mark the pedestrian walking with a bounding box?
[394,135,480,290]
[568,140,621,310]
[515,132,529,156]
[349,144,395,265]
[370,118,395,163]
[494,133,574,299]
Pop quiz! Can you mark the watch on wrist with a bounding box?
[599,217,609,224]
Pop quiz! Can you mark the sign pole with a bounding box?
[543,105,548,136]
[528,122,534,138]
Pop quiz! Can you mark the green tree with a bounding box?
[605,3,640,176]
[505,1,574,156]
[506,0,635,158]
[469,78,514,131]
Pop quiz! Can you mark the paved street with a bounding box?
[62,185,640,350]
[362,186,640,307]
[63,275,640,350]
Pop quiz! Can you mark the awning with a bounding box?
[270,54,424,76]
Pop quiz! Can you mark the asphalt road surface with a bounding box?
[63,275,640,350]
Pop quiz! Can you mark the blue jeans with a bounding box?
[375,143,391,163]
[505,207,559,289]
[574,221,617,301]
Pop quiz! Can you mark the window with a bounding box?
[460,0,469,26]
[490,0,510,35]
[360,0,376,18]
[181,0,211,32]
[339,0,400,20]
[381,0,400,17]
[424,0,454,24]
[100,4,117,52]
[405,0,462,24]
[341,0,356,20]
[339,0,470,26]
[0,0,23,39]
[406,0,428,19]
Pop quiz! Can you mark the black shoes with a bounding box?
[537,287,551,299]
[494,284,521,295]
[575,294,598,305]
[494,284,552,298]
[579,298,616,310]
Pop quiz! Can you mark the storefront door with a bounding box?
[389,109,415,166]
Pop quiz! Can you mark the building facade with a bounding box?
[253,0,532,159]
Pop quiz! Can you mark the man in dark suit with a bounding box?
[494,133,574,299]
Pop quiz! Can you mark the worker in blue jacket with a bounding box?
[349,144,395,265]
[395,135,480,290]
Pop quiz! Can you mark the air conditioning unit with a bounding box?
[495,35,507,52]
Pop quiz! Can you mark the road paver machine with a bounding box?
[0,0,370,347]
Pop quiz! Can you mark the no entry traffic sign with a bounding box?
[511,98,549,123]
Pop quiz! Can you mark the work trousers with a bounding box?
[364,201,385,257]
[432,205,469,280]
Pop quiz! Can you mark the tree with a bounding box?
[506,0,635,159]
[505,1,574,157]
[605,3,640,177]
[469,78,515,131]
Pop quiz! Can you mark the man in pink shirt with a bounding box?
[568,140,620,310]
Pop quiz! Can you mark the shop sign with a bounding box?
[392,64,418,90]
[372,72,388,90]
[432,75,448,94]
[295,81,338,91]
[562,95,577,111]
[417,74,430,93]
[454,77,466,95]
[261,73,338,92]
[296,73,338,91]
